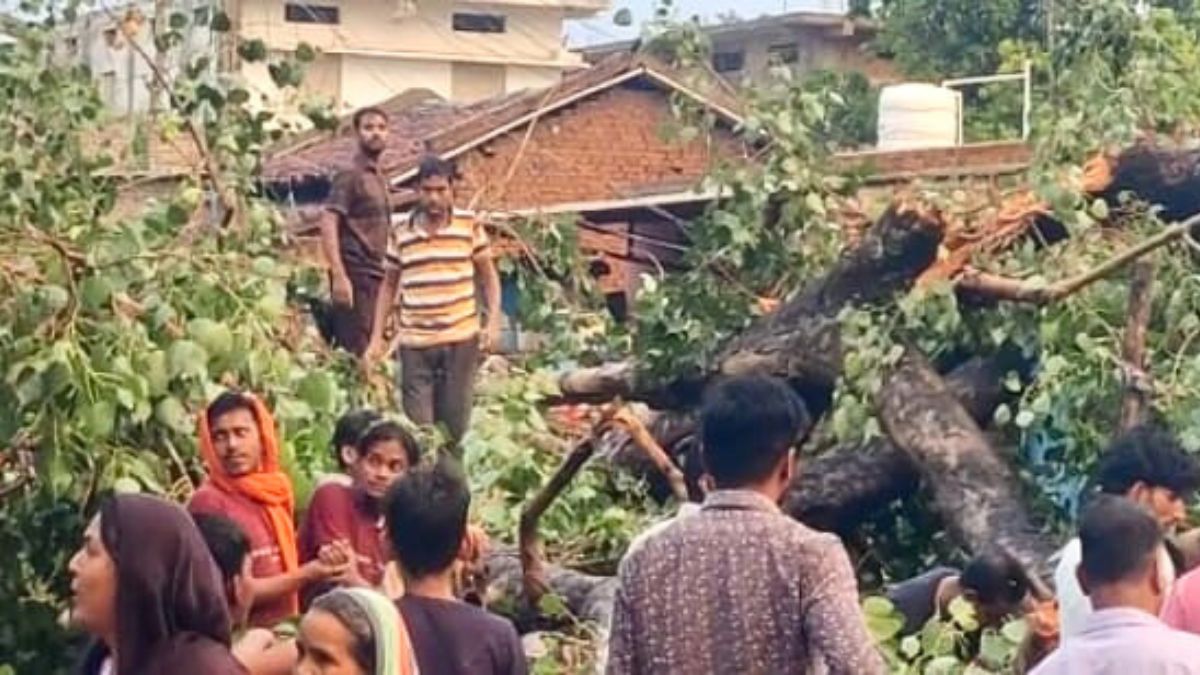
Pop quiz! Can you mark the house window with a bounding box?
[712,50,745,73]
[193,5,211,25]
[103,27,120,48]
[452,12,506,33]
[284,3,339,24]
[768,43,799,65]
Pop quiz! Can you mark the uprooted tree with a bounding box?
[499,0,1200,659]
[12,0,1200,673]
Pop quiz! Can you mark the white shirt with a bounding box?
[1031,607,1200,674]
[1055,537,1177,640]
[1053,538,1090,639]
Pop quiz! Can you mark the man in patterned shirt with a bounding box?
[365,155,501,453]
[607,375,884,675]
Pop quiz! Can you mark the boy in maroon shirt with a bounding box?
[299,418,421,605]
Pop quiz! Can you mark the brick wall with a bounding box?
[452,86,747,213]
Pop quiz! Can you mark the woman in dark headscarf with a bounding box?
[70,493,247,674]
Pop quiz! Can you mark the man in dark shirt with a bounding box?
[385,461,526,675]
[321,106,394,355]
[886,550,1033,635]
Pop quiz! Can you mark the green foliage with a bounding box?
[465,368,665,568]
[866,596,1027,674]
[0,14,361,672]
[874,0,1043,79]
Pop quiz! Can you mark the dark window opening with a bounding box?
[284,3,339,24]
[194,6,212,25]
[452,12,506,33]
[768,43,799,65]
[712,50,745,73]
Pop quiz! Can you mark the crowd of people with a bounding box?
[62,375,1200,675]
[70,390,521,675]
[58,103,1200,674]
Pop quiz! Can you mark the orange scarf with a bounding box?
[197,394,300,613]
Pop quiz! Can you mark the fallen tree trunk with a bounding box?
[558,200,945,411]
[879,350,1057,581]
[485,548,617,630]
[784,351,1030,533]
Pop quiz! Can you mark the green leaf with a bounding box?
[211,10,232,32]
[112,477,142,494]
[169,11,188,30]
[296,371,336,412]
[947,595,979,632]
[613,8,634,26]
[237,39,267,63]
[1000,618,1029,644]
[188,318,234,358]
[900,634,921,659]
[1014,410,1035,429]
[79,275,112,310]
[83,399,117,439]
[295,42,317,63]
[166,339,208,379]
[154,396,193,433]
[537,592,568,619]
[925,655,963,675]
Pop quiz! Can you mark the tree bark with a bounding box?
[485,548,617,630]
[784,352,1030,534]
[879,350,1057,581]
[558,200,945,411]
[1119,258,1156,432]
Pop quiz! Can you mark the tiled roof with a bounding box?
[261,52,744,187]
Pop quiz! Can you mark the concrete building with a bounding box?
[580,10,896,87]
[60,0,609,116]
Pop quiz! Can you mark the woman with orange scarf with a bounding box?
[189,391,348,628]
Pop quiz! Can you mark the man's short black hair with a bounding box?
[333,409,383,469]
[352,106,388,130]
[1095,425,1200,498]
[205,391,256,429]
[357,420,421,467]
[193,512,250,584]
[700,375,811,488]
[961,549,1029,607]
[384,460,469,579]
[1079,495,1163,585]
[415,154,458,184]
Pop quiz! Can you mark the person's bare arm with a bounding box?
[321,210,353,307]
[250,560,344,608]
[475,255,502,351]
[363,267,400,364]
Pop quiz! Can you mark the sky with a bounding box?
[567,0,849,47]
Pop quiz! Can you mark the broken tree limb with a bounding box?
[1119,259,1156,432]
[955,212,1200,305]
[879,350,1058,583]
[784,351,1031,533]
[611,407,689,502]
[558,199,945,410]
[485,548,618,629]
[519,436,601,605]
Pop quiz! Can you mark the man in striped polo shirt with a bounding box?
[365,155,501,453]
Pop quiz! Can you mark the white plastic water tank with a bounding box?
[877,83,960,151]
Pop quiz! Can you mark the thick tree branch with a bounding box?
[956,213,1199,305]
[1119,259,1156,432]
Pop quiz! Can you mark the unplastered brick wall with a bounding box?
[454,86,747,213]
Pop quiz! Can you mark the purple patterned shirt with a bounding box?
[607,490,884,675]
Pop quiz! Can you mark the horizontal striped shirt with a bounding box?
[387,209,490,348]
